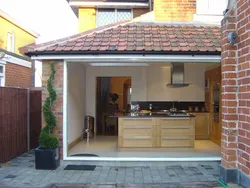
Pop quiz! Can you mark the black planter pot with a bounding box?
[35,147,60,170]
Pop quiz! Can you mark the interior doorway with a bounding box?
[95,77,132,136]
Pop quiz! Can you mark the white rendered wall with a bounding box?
[146,63,206,101]
[67,63,86,144]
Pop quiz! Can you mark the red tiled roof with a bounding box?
[26,22,221,56]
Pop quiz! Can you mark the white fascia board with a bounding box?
[69,1,149,8]
[63,60,68,160]
[3,54,32,68]
[31,54,221,63]
[0,59,6,65]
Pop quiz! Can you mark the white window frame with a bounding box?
[0,61,6,87]
[7,31,15,53]
[96,8,133,27]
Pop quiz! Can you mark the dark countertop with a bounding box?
[109,112,195,118]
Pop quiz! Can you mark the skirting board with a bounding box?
[118,147,194,152]
[68,136,81,152]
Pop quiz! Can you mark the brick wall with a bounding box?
[5,62,32,88]
[133,8,150,18]
[42,61,64,158]
[154,0,196,21]
[221,0,250,183]
[235,0,250,175]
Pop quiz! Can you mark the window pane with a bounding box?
[117,9,132,22]
[97,9,116,27]
[0,77,3,86]
[0,66,3,73]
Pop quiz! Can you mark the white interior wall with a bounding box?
[67,63,86,144]
[147,63,206,101]
[85,66,147,118]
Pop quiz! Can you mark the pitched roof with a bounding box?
[25,21,221,56]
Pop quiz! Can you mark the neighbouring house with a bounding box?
[0,9,39,88]
[69,0,150,32]
[23,0,249,187]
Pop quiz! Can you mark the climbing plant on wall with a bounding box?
[38,62,59,149]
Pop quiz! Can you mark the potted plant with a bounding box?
[35,62,60,170]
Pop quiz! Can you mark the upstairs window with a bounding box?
[97,9,132,27]
[7,32,15,53]
[196,0,228,15]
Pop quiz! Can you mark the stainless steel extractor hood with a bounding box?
[167,63,190,88]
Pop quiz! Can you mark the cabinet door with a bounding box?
[195,113,209,139]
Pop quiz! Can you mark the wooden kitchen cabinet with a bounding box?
[118,118,156,148]
[118,117,195,150]
[159,118,195,148]
[193,113,209,140]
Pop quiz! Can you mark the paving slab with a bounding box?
[0,150,243,188]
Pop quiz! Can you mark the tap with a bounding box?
[149,104,153,110]
[170,101,177,112]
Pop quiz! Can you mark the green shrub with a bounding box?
[38,62,59,149]
[39,129,59,149]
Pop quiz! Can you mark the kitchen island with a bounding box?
[116,113,195,151]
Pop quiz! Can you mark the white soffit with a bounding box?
[2,54,32,68]
[31,54,221,63]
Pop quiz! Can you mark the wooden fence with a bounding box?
[0,87,42,163]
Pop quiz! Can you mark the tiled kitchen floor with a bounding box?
[68,136,221,159]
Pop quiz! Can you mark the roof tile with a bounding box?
[28,22,221,54]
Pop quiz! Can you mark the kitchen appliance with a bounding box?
[167,63,190,88]
[168,111,190,117]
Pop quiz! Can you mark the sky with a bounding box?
[0,0,78,43]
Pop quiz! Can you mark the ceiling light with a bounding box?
[89,63,149,66]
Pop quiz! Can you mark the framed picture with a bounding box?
[205,78,209,89]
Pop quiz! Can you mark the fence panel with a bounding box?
[0,87,42,163]
[0,88,28,163]
[29,89,42,149]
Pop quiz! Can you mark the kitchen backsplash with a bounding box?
[131,101,207,112]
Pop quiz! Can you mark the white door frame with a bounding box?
[62,60,221,161]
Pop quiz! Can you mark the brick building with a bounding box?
[0,9,38,88]
[220,0,250,186]
[24,0,249,187]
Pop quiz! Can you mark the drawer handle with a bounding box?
[123,118,152,120]
[124,126,151,129]
[162,137,188,140]
[124,137,151,140]
[160,118,190,120]
[162,126,190,129]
